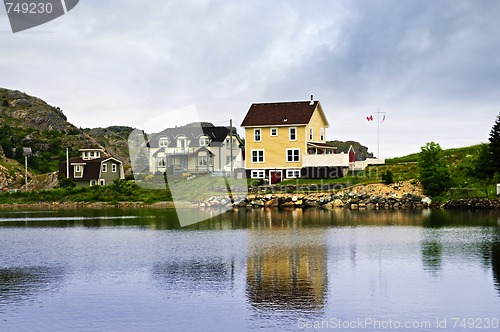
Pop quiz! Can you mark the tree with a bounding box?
[489,113,500,174]
[418,142,451,197]
[59,176,76,188]
[381,170,394,185]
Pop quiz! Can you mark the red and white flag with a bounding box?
[366,115,373,121]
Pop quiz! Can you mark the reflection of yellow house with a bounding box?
[247,245,327,310]
[241,98,349,183]
[245,210,328,310]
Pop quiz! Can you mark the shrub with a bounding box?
[381,170,394,185]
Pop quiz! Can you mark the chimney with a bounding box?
[309,94,314,105]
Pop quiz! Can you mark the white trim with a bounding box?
[250,170,265,179]
[74,165,83,178]
[270,127,278,136]
[199,136,210,147]
[102,163,107,172]
[251,149,265,163]
[286,169,301,178]
[289,127,297,141]
[254,128,262,142]
[99,179,105,185]
[286,148,300,162]
[112,163,117,173]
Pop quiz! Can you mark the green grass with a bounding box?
[0,180,172,204]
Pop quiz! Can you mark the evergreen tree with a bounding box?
[489,113,500,174]
[419,142,451,197]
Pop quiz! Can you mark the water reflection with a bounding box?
[492,243,500,295]
[0,266,65,309]
[152,258,235,293]
[245,209,328,312]
[421,229,443,276]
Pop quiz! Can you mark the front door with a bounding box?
[270,171,282,184]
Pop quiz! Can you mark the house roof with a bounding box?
[148,126,241,148]
[241,100,328,127]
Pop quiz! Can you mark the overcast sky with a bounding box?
[1,0,499,157]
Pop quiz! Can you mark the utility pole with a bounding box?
[229,118,233,177]
[66,148,69,178]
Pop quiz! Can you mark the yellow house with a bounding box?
[241,98,349,183]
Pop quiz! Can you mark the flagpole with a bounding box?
[377,108,380,158]
[371,109,385,158]
[366,110,386,158]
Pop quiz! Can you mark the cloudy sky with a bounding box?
[1,0,499,157]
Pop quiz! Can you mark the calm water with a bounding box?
[1,208,500,331]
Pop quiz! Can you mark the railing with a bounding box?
[302,154,350,167]
[160,147,194,154]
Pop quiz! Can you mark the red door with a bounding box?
[270,171,282,184]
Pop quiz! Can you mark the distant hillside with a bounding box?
[83,126,133,172]
[0,88,132,188]
[327,140,374,161]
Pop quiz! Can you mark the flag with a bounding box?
[380,114,386,123]
[366,115,373,121]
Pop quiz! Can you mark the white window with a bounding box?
[177,136,187,151]
[270,128,278,136]
[254,129,261,142]
[90,180,97,186]
[99,179,105,185]
[225,138,236,150]
[112,164,117,172]
[158,158,166,167]
[198,156,208,166]
[309,127,313,140]
[289,127,297,141]
[320,128,325,141]
[286,148,300,162]
[74,165,83,178]
[286,169,301,178]
[251,149,264,163]
[102,164,107,172]
[199,136,210,146]
[159,137,169,147]
[226,156,234,165]
[251,170,265,179]
[90,151,95,158]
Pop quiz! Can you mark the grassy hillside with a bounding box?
[0,88,134,188]
[383,143,495,199]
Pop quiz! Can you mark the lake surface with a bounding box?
[1,208,500,331]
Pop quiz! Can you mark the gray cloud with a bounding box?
[1,0,499,157]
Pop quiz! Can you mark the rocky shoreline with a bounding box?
[206,192,433,210]
[202,181,434,210]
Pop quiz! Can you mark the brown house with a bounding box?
[58,146,125,187]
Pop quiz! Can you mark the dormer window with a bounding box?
[159,137,169,148]
[199,136,210,147]
[177,136,188,152]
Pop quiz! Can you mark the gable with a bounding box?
[241,101,322,127]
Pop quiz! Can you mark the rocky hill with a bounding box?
[327,140,374,161]
[0,88,132,188]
